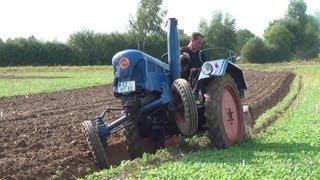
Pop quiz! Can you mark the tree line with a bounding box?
[0,0,319,66]
[241,0,320,62]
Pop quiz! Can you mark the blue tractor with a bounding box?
[83,18,248,168]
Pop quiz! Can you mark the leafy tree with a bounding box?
[178,29,189,47]
[67,30,103,65]
[314,11,320,43]
[67,30,136,65]
[263,21,294,61]
[314,11,320,24]
[0,39,4,65]
[23,36,46,65]
[143,35,167,59]
[241,37,270,63]
[281,18,303,52]
[199,11,237,59]
[129,0,167,50]
[286,0,307,25]
[299,15,320,59]
[283,0,306,58]
[284,0,319,59]
[97,32,136,64]
[4,38,28,65]
[44,41,77,65]
[198,18,208,33]
[235,29,255,54]
[2,36,75,66]
[261,0,319,60]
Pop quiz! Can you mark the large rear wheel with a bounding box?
[172,78,198,136]
[123,122,144,159]
[204,74,244,148]
[83,120,108,168]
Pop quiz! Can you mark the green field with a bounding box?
[0,66,113,97]
[82,62,320,179]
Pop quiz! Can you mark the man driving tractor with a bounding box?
[180,32,206,80]
[180,32,206,99]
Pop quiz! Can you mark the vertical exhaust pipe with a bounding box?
[167,18,181,82]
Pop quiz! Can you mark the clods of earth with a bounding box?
[0,70,295,179]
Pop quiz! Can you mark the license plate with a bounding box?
[118,81,136,93]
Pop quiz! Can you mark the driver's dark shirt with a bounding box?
[180,46,204,69]
[180,46,206,80]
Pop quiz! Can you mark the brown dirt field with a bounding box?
[0,70,295,179]
[242,70,296,121]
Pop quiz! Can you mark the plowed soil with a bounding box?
[0,70,295,179]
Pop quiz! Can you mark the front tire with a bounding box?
[172,78,198,136]
[83,120,108,168]
[204,74,244,148]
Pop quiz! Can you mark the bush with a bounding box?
[240,37,271,63]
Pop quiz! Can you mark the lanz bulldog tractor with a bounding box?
[83,18,251,168]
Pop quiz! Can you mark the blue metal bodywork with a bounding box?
[112,49,171,94]
[98,18,181,138]
[112,18,180,95]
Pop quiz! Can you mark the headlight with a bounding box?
[202,63,213,75]
[119,57,130,69]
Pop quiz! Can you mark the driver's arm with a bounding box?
[180,52,190,61]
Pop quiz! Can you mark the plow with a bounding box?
[83,18,254,168]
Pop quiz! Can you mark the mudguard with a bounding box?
[198,59,247,92]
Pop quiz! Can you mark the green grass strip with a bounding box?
[0,66,114,97]
[254,74,301,133]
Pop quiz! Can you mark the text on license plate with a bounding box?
[118,81,135,93]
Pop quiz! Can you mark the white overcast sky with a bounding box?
[0,0,319,42]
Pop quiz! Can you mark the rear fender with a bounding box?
[198,59,247,93]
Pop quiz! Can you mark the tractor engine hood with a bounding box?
[112,49,171,95]
[112,49,146,81]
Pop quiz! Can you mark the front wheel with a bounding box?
[83,120,108,168]
[204,74,244,148]
[172,78,198,136]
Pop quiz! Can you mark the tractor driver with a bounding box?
[180,32,206,88]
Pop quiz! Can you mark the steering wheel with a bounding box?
[160,53,168,62]
[161,52,190,72]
